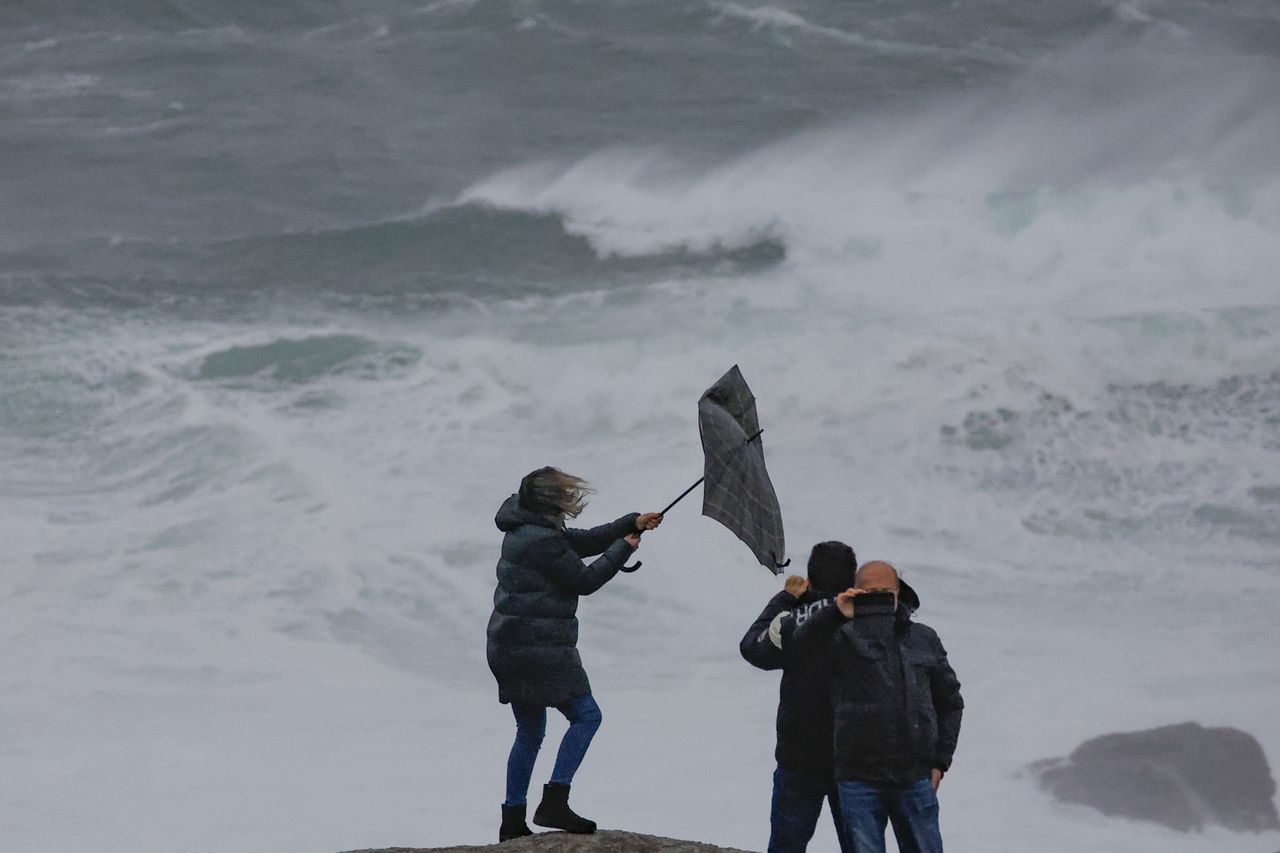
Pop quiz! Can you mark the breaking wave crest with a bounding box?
[456,27,1280,315]
[206,203,784,297]
[0,203,785,310]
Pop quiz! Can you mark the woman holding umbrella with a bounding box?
[487,466,663,841]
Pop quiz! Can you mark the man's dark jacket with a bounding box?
[740,590,843,779]
[792,601,963,786]
[486,495,638,707]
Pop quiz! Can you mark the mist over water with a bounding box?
[2,2,1279,851]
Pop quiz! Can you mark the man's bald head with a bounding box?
[854,560,900,592]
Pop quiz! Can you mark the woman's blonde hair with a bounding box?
[518,467,593,519]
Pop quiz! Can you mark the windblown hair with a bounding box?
[518,467,593,520]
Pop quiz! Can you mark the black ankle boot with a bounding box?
[499,803,533,842]
[532,782,596,834]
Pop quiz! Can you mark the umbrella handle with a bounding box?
[623,528,645,572]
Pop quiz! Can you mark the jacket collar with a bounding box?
[494,494,560,532]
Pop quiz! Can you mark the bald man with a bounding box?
[791,561,963,853]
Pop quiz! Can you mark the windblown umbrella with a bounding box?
[646,365,789,572]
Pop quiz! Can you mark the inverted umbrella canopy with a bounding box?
[698,365,788,572]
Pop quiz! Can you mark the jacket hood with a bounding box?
[899,577,921,612]
[495,494,558,533]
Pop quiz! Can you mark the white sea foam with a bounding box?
[708,1,944,56]
[2,247,1278,851]
[454,51,1280,397]
[462,143,1280,321]
[0,72,101,99]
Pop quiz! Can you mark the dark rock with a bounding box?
[341,829,757,853]
[1030,722,1280,832]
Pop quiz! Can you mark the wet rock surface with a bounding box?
[342,830,756,853]
[1030,722,1280,832]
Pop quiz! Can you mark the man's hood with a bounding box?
[495,494,558,533]
[895,601,915,628]
[898,577,921,612]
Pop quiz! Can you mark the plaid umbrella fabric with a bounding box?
[697,365,788,572]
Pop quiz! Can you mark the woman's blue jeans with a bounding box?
[504,693,603,806]
[835,777,943,853]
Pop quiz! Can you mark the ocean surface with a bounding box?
[2,1,1279,851]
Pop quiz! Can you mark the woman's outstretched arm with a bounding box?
[563,513,641,557]
[537,535,638,596]
[564,511,662,557]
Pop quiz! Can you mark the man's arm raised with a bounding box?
[739,576,809,670]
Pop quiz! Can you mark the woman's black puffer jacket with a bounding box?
[486,494,638,707]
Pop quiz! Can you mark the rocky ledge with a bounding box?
[342,831,756,853]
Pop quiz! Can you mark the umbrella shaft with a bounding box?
[660,477,704,515]
[658,428,765,516]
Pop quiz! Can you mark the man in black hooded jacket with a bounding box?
[791,560,961,853]
[739,541,859,853]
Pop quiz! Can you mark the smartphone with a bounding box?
[854,591,897,616]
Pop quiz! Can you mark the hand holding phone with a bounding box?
[836,588,896,618]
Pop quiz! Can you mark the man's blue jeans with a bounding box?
[504,693,603,806]
[769,766,853,853]
[835,777,943,853]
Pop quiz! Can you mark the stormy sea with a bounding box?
[2,1,1278,851]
